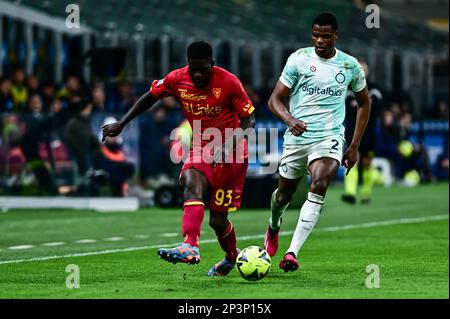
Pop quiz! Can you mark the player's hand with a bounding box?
[287,118,307,136]
[101,121,123,142]
[342,145,359,175]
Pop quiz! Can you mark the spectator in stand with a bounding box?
[91,86,107,113]
[40,81,56,111]
[26,75,40,96]
[431,100,449,120]
[56,75,83,108]
[434,136,449,180]
[11,68,29,112]
[138,103,175,185]
[377,107,433,183]
[109,81,137,114]
[161,96,183,128]
[397,111,433,182]
[95,117,135,197]
[0,114,26,178]
[0,77,14,112]
[64,99,100,176]
[20,94,56,194]
[376,109,402,176]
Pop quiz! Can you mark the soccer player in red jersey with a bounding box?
[101,41,255,276]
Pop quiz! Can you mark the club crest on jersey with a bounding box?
[213,88,222,99]
[310,66,316,72]
[335,72,345,83]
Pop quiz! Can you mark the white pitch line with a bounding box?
[133,234,149,239]
[103,237,125,242]
[41,242,65,247]
[7,245,34,250]
[74,239,97,244]
[0,214,447,265]
[160,233,179,238]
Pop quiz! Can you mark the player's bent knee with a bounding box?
[182,184,204,201]
[276,192,293,206]
[310,179,330,195]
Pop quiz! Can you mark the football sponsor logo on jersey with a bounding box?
[182,102,222,116]
[156,79,164,87]
[335,72,346,83]
[213,88,222,99]
[301,84,344,96]
[178,88,207,101]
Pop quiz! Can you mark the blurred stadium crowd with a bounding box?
[0,0,448,198]
[0,66,448,197]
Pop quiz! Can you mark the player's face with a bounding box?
[188,58,213,88]
[312,24,337,58]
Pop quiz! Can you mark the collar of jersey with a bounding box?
[312,47,339,63]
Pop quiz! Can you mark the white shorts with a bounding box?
[278,136,345,179]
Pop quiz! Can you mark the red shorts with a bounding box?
[180,144,248,213]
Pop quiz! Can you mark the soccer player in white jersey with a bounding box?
[263,12,371,272]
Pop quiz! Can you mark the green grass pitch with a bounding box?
[0,183,448,299]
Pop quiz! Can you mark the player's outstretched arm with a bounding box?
[342,86,371,174]
[268,81,307,136]
[101,92,157,142]
[240,112,256,131]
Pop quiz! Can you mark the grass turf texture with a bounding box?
[0,183,448,298]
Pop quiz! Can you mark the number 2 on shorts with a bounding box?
[330,139,339,152]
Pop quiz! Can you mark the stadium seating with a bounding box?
[4,0,446,50]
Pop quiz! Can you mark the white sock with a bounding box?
[286,192,324,257]
[269,189,290,230]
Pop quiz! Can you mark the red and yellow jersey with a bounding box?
[149,66,254,146]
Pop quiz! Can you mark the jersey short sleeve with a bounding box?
[350,61,367,93]
[149,71,177,99]
[279,52,299,89]
[229,76,255,119]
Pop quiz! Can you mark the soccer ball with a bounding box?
[236,246,271,281]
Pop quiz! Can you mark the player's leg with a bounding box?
[207,161,247,276]
[281,157,339,272]
[157,168,210,264]
[207,210,240,276]
[280,158,337,272]
[264,176,302,257]
[265,144,307,257]
[180,168,210,246]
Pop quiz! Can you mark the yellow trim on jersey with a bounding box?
[184,201,205,206]
[227,207,237,212]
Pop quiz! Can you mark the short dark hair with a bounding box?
[187,41,213,60]
[312,12,338,31]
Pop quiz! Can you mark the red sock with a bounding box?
[215,221,238,261]
[182,200,205,247]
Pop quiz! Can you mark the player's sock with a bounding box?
[361,167,376,200]
[215,221,238,261]
[269,189,290,230]
[286,192,324,256]
[182,200,205,247]
[343,165,358,196]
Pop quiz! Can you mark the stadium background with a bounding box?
[0,0,448,300]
